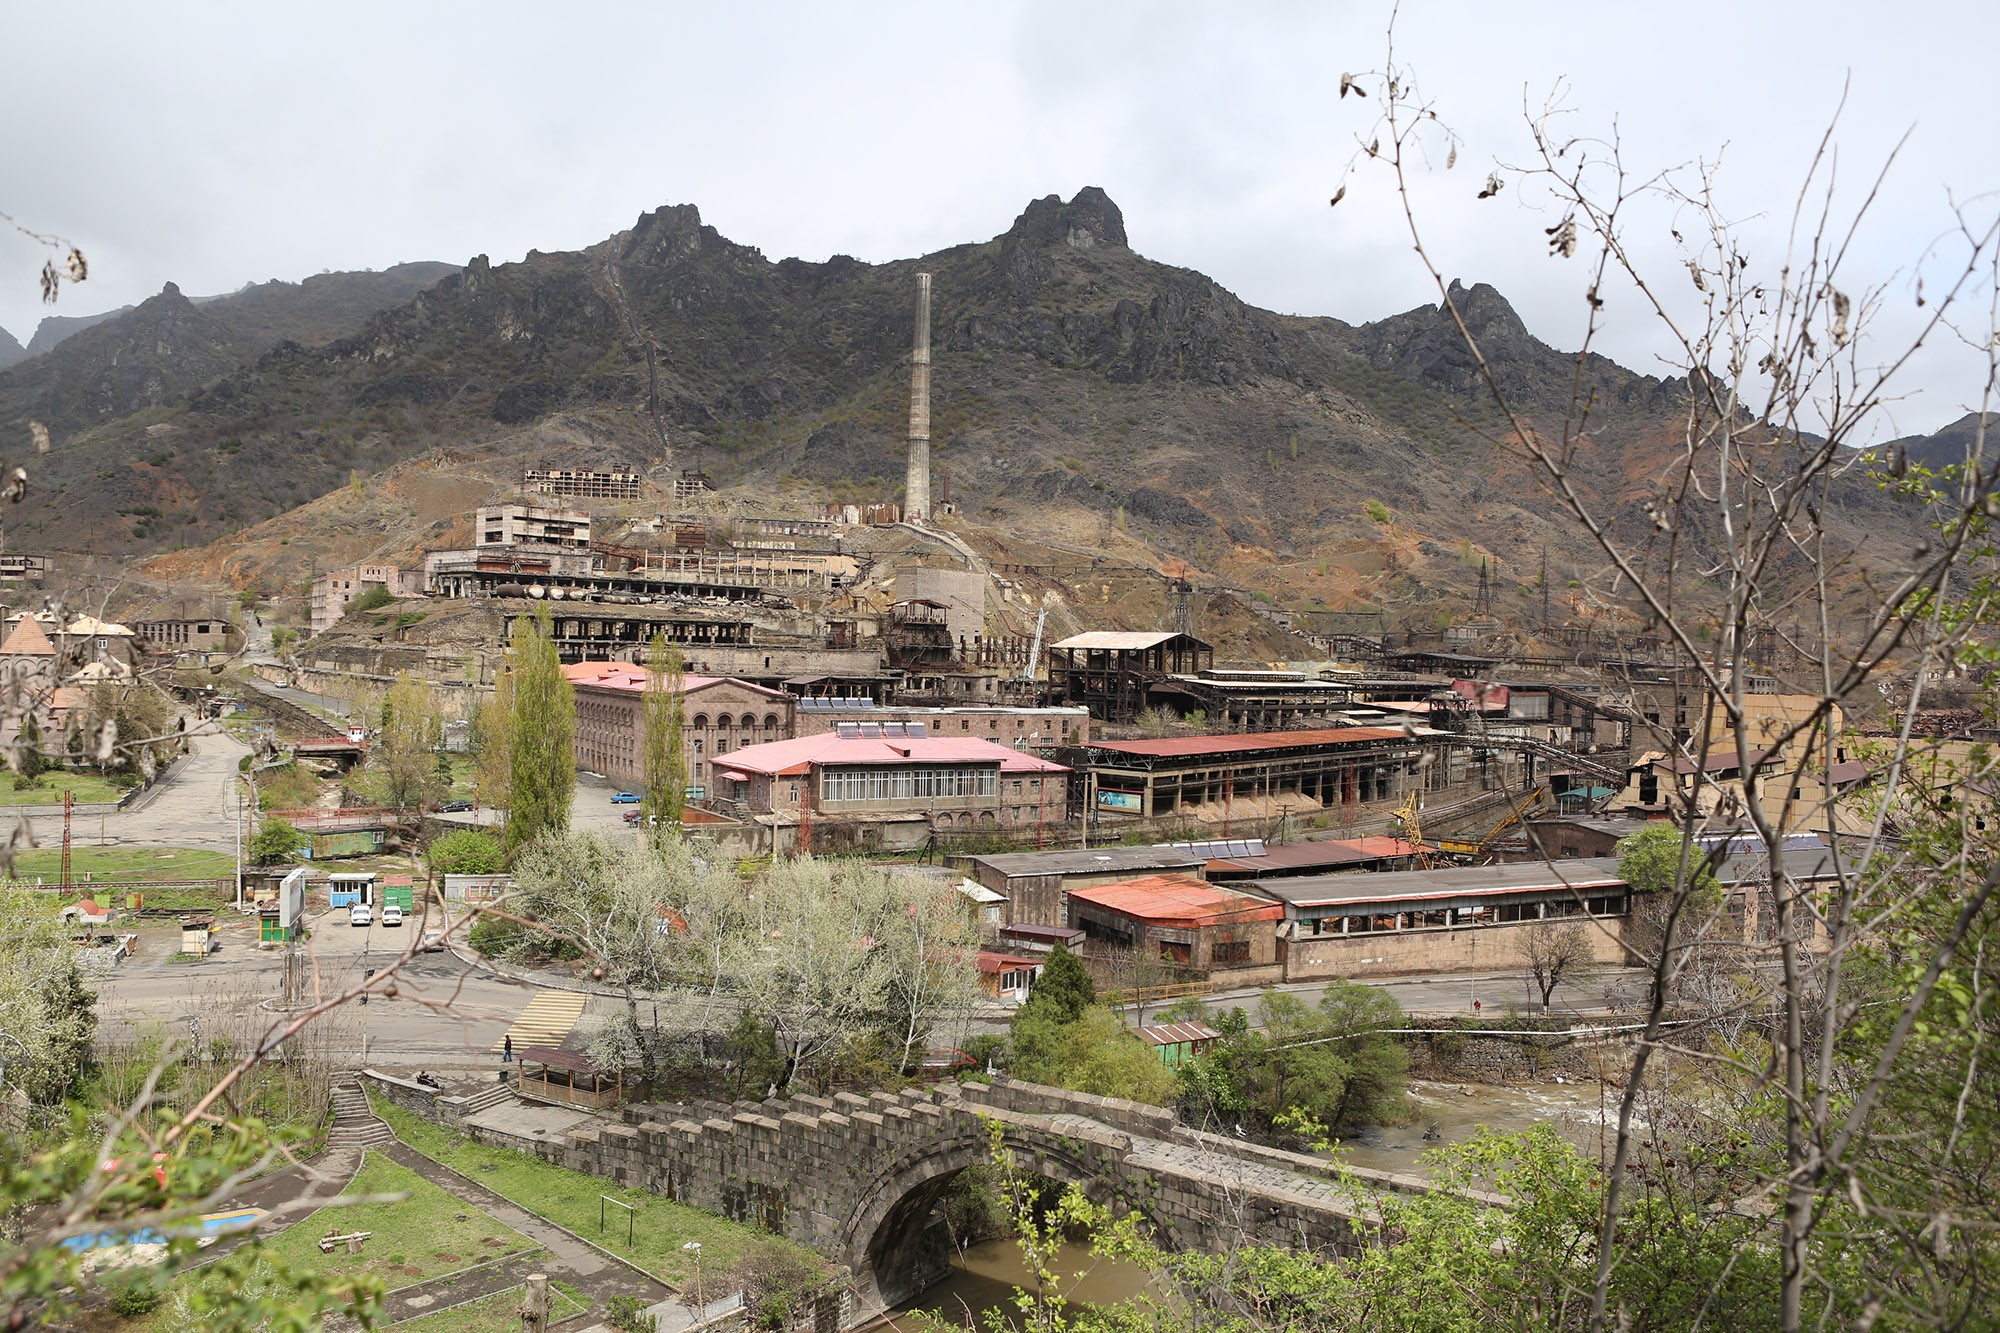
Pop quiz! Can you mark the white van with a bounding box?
[348,903,373,928]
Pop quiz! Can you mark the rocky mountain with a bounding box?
[0,262,458,449]
[1887,411,1999,474]
[5,191,1961,632]
[0,326,23,372]
[24,306,131,357]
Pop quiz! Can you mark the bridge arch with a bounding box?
[838,1126,1172,1311]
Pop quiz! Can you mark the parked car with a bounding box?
[439,799,473,813]
[380,904,404,927]
[348,904,373,928]
[610,791,641,804]
[420,930,446,953]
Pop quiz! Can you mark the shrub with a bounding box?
[347,585,395,615]
[11,774,42,792]
[109,1278,162,1316]
[1364,498,1392,524]
[429,829,503,876]
[249,817,304,865]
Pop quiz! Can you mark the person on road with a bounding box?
[503,1034,513,1063]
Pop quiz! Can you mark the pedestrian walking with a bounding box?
[503,1034,514,1063]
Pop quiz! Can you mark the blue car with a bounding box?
[610,791,641,804]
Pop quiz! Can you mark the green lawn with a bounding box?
[0,772,129,805]
[264,1152,538,1288]
[7,845,238,884]
[370,1095,828,1288]
[400,1280,588,1331]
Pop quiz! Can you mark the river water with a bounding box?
[878,1079,1626,1328]
[1334,1077,1631,1175]
[881,1236,1154,1330]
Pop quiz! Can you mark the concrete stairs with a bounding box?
[328,1078,395,1149]
[458,1080,515,1117]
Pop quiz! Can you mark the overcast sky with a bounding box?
[3,1,1995,437]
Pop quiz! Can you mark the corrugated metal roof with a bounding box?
[965,846,1204,877]
[1050,631,1192,650]
[1251,858,1629,909]
[1088,726,1408,759]
[1209,836,1421,875]
[1139,1021,1221,1046]
[1067,875,1284,927]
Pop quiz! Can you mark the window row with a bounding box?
[820,766,999,803]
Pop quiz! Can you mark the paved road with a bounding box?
[14,727,252,854]
[94,906,609,1070]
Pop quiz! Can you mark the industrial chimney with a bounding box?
[904,272,932,523]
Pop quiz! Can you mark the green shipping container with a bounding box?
[379,884,415,910]
[311,830,385,859]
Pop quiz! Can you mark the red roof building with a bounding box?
[1065,874,1281,972]
[564,660,794,795]
[709,732,1071,850]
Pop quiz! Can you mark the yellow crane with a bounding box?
[1392,792,1434,869]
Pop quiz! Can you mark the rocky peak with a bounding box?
[1004,187,1128,250]
[0,326,24,372]
[623,203,710,266]
[1443,279,1529,345]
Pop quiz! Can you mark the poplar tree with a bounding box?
[505,605,574,854]
[641,632,687,830]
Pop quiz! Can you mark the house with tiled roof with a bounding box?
[0,613,61,753]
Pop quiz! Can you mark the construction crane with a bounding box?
[1392,791,1435,870]
[1435,784,1551,859]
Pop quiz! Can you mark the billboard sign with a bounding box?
[1096,789,1144,813]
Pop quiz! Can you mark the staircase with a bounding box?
[328,1078,395,1149]
[457,1080,515,1118]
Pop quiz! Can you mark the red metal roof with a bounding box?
[1089,726,1407,759]
[713,733,1071,779]
[977,951,1045,975]
[562,661,791,700]
[1066,874,1283,927]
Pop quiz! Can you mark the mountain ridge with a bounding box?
[6,190,1959,635]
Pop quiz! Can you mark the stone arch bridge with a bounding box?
[442,1077,1430,1316]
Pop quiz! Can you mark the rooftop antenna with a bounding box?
[904,273,932,523]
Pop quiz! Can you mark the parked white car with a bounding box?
[380,904,404,927]
[348,904,373,928]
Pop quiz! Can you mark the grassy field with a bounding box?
[370,1095,825,1288]
[264,1152,538,1288]
[84,1154,539,1331]
[399,1280,589,1331]
[0,772,129,805]
[6,845,237,884]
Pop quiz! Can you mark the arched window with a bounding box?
[692,714,709,730]
[715,715,731,730]
[739,714,757,728]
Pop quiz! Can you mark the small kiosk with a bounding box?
[328,873,376,909]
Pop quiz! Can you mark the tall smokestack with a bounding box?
[904,272,932,523]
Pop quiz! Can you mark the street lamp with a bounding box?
[682,1241,703,1311]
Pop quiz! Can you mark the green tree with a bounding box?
[641,633,686,829]
[427,828,503,876]
[0,891,97,1105]
[16,712,45,778]
[471,668,513,813]
[504,606,574,855]
[248,817,303,865]
[369,672,445,811]
[345,584,394,615]
[1022,943,1095,1025]
[1009,1005,1175,1105]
